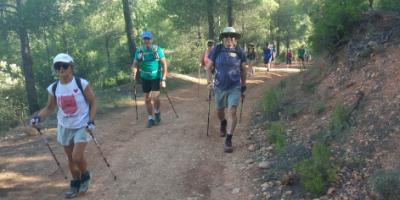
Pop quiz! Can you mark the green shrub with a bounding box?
[294,144,338,195]
[283,104,303,118]
[312,100,326,114]
[261,88,282,114]
[369,169,400,200]
[378,0,400,13]
[0,85,28,134]
[266,121,285,151]
[328,103,349,132]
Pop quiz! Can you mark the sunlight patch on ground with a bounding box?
[247,79,266,84]
[0,155,50,165]
[168,73,208,85]
[253,66,302,73]
[0,172,42,188]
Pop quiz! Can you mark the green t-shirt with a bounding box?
[134,45,165,80]
[298,48,305,58]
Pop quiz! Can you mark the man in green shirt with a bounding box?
[298,45,306,69]
[131,31,168,128]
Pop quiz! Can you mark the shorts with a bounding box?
[142,78,161,93]
[214,86,241,109]
[264,57,272,64]
[57,124,91,146]
[298,56,305,61]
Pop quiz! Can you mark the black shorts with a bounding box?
[298,56,305,61]
[142,78,160,93]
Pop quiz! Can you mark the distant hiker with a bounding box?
[131,31,168,128]
[286,49,293,67]
[263,43,273,71]
[246,43,257,76]
[199,40,215,74]
[298,45,306,69]
[207,27,247,153]
[31,53,97,198]
[305,52,312,65]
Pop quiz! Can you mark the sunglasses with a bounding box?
[222,34,236,38]
[54,62,70,70]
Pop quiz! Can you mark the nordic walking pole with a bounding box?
[206,89,212,136]
[34,126,68,180]
[239,94,245,124]
[87,130,117,180]
[162,88,179,118]
[131,79,138,120]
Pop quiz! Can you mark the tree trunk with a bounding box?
[227,0,234,26]
[16,0,39,114]
[122,0,136,64]
[105,34,112,68]
[207,0,215,40]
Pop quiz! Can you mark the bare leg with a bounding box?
[152,91,161,111]
[144,92,154,115]
[227,106,237,135]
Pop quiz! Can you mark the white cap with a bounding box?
[53,53,73,64]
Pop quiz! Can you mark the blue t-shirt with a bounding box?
[263,47,272,60]
[208,45,246,90]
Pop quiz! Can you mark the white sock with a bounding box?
[155,109,160,114]
[148,115,153,120]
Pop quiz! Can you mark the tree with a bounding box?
[122,0,136,64]
[207,0,215,40]
[0,0,40,113]
[227,0,234,26]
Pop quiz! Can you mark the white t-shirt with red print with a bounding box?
[47,77,89,129]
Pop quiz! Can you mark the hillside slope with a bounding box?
[249,11,400,200]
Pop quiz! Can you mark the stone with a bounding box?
[232,188,240,194]
[248,144,256,152]
[258,161,270,169]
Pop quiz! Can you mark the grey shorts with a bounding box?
[57,124,91,146]
[214,86,241,109]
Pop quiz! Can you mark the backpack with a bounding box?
[211,44,245,73]
[52,76,86,102]
[137,45,160,62]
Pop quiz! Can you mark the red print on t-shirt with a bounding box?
[59,95,77,115]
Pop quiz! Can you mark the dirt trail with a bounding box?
[0,70,290,200]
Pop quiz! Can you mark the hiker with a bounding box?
[131,31,168,128]
[286,49,293,67]
[206,27,247,153]
[30,53,96,198]
[246,43,257,76]
[199,40,215,75]
[263,43,273,71]
[298,45,306,69]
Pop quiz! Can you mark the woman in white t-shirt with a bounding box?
[31,53,96,198]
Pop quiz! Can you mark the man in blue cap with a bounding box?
[131,31,168,128]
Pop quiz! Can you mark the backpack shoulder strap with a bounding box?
[51,80,59,99]
[211,44,223,64]
[74,76,87,102]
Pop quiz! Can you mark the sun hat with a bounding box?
[53,53,73,64]
[219,27,241,40]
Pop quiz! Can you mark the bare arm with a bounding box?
[160,57,167,80]
[84,84,96,122]
[206,60,214,85]
[131,60,139,79]
[240,62,247,86]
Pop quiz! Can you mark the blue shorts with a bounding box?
[57,124,91,146]
[214,86,241,109]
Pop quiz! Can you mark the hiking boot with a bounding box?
[147,119,155,128]
[224,134,233,153]
[155,112,161,124]
[79,171,91,194]
[65,180,80,199]
[220,119,227,137]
